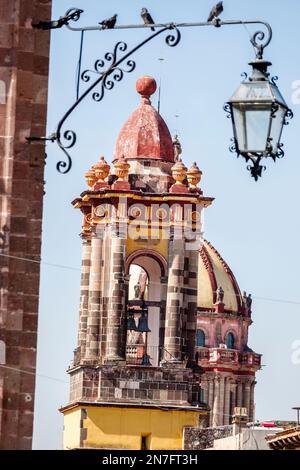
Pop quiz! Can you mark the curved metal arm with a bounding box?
[65,8,272,57]
[55,25,181,173]
[50,8,273,173]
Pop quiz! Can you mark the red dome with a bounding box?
[114,76,174,162]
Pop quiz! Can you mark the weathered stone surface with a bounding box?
[183,425,233,450]
[0,0,51,449]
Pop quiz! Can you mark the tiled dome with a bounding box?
[198,240,243,313]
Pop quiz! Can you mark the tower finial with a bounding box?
[136,76,157,104]
[112,155,131,190]
[187,162,203,193]
[93,155,110,190]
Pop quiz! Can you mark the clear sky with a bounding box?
[32,0,300,449]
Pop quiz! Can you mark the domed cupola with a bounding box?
[198,240,244,314]
[113,76,176,193]
[114,76,174,163]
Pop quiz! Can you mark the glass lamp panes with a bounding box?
[228,68,289,157]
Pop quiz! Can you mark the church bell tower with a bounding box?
[61,76,214,450]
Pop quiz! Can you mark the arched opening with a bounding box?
[196,329,206,347]
[126,251,166,366]
[225,332,235,349]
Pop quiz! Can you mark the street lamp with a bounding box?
[225,57,293,180]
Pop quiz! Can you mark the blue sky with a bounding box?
[33,0,300,449]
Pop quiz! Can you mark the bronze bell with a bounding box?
[136,309,151,333]
[127,311,137,331]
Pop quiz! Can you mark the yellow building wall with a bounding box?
[126,229,168,259]
[63,408,82,450]
[63,405,203,450]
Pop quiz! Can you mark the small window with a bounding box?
[225,332,235,349]
[141,434,151,450]
[196,329,205,347]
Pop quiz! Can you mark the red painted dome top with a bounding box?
[114,76,174,162]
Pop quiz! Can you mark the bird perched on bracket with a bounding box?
[207,2,223,22]
[141,8,155,31]
[99,14,118,29]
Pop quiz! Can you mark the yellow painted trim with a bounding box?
[81,192,213,205]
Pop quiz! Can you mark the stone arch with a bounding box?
[125,249,167,277]
[126,250,167,366]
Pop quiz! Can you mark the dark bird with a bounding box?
[141,8,155,31]
[207,2,223,22]
[98,14,118,29]
[32,8,83,30]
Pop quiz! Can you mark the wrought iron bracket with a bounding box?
[29,8,273,174]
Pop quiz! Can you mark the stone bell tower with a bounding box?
[61,76,214,450]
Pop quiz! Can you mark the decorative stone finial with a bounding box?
[112,155,131,190]
[173,134,182,161]
[84,166,97,188]
[93,156,110,190]
[169,158,189,193]
[171,159,187,183]
[136,76,157,102]
[187,162,203,193]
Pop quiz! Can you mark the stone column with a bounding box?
[105,221,127,361]
[208,377,214,425]
[99,224,111,360]
[185,243,199,360]
[249,381,256,422]
[237,380,243,407]
[76,238,91,361]
[163,230,185,362]
[84,232,103,361]
[159,276,168,362]
[218,375,225,426]
[230,382,237,420]
[224,377,231,425]
[200,376,209,404]
[0,0,51,450]
[244,379,251,421]
[212,375,220,427]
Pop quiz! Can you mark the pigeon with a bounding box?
[207,2,223,22]
[141,8,155,31]
[99,14,118,29]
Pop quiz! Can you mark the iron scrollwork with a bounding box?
[55,24,181,174]
[223,103,232,119]
[246,157,266,181]
[249,21,272,59]
[229,137,238,154]
[39,9,275,174]
[283,108,294,125]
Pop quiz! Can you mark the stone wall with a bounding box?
[183,425,233,450]
[0,0,51,449]
[69,365,204,407]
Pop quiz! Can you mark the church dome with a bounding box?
[198,240,243,313]
[114,76,174,162]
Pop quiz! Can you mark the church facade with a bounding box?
[61,76,261,450]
